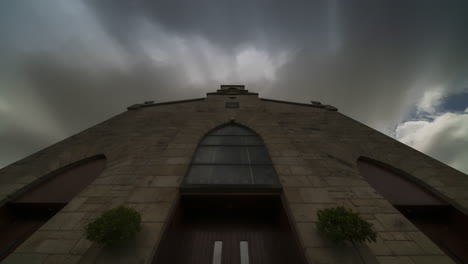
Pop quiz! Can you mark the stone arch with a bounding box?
[357,156,446,206]
[155,124,306,264]
[357,156,468,263]
[13,154,106,204]
[199,119,269,143]
[0,154,106,261]
[181,122,281,191]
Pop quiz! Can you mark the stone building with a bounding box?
[0,85,467,264]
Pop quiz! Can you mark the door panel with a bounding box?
[153,195,306,264]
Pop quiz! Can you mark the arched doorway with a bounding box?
[0,155,106,261]
[153,124,306,264]
[357,157,468,263]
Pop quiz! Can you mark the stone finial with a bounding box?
[324,105,338,111]
[127,104,142,110]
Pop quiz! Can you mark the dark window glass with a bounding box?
[211,126,253,136]
[251,165,279,184]
[185,165,279,185]
[193,146,249,164]
[247,147,272,164]
[201,136,263,146]
[184,124,279,188]
[185,165,252,185]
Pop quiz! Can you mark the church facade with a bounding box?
[0,85,467,264]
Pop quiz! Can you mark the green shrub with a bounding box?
[85,206,142,247]
[316,206,377,244]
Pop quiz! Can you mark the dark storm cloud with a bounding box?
[20,53,202,130]
[87,1,468,49]
[86,0,331,53]
[85,0,468,126]
[1,0,468,173]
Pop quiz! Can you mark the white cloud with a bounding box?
[235,47,290,82]
[416,88,445,114]
[135,18,291,85]
[395,112,468,173]
[395,85,468,174]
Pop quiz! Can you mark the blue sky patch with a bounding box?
[439,90,468,113]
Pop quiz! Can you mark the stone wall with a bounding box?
[0,93,466,264]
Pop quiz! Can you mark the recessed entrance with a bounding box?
[153,195,306,264]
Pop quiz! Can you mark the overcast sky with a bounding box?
[1,0,467,174]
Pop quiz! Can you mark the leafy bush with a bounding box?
[316,206,377,244]
[85,206,142,247]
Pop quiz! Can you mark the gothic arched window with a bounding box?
[183,124,280,189]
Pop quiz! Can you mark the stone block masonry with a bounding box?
[0,89,465,264]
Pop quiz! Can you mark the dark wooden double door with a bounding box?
[153,195,306,264]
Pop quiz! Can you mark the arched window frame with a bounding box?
[357,157,468,263]
[357,156,446,205]
[0,154,106,261]
[181,123,281,192]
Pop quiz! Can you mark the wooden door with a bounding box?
[153,195,306,264]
